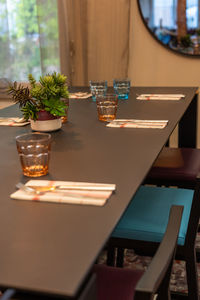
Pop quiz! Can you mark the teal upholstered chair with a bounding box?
[94,205,183,300]
[144,147,200,263]
[107,176,200,300]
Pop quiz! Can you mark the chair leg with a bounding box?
[106,246,115,266]
[116,248,125,267]
[185,250,199,300]
[157,288,171,300]
[156,261,173,300]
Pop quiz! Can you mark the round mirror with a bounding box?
[138,0,200,56]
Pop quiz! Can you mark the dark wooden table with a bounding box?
[0,87,198,299]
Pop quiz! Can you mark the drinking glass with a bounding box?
[16,133,51,177]
[113,79,131,100]
[89,80,108,102]
[96,94,118,122]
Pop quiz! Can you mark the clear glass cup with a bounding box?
[113,79,131,100]
[16,133,51,177]
[96,94,118,122]
[89,80,108,102]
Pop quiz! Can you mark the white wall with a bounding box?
[129,0,200,147]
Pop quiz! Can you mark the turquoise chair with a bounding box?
[107,176,200,300]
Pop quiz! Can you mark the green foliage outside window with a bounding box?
[0,0,60,81]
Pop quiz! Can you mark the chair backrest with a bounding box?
[134,205,183,300]
[182,174,200,251]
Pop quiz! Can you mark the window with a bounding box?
[0,0,60,81]
[153,0,199,30]
[186,0,198,29]
[153,0,177,29]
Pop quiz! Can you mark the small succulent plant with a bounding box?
[8,72,69,121]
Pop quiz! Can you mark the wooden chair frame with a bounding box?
[134,205,183,300]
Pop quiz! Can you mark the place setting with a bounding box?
[69,92,92,99]
[11,132,116,206]
[0,117,30,126]
[136,94,185,101]
[106,119,168,129]
[12,180,116,206]
[95,94,168,128]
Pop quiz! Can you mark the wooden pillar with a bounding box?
[198,0,200,28]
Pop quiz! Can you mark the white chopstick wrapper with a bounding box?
[69,92,92,99]
[106,119,168,129]
[136,94,185,101]
[0,117,29,126]
[10,180,116,206]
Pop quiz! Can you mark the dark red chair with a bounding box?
[145,91,199,189]
[144,147,200,189]
[94,205,183,300]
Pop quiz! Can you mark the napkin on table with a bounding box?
[106,119,168,129]
[10,180,116,206]
[136,94,185,101]
[69,92,92,99]
[0,117,29,126]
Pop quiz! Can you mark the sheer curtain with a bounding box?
[57,0,131,86]
[0,0,131,86]
[0,0,60,82]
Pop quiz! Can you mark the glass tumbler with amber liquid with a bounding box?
[16,133,51,177]
[96,94,118,122]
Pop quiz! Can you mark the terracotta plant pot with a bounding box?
[30,110,62,132]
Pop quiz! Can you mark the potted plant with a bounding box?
[8,72,69,132]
